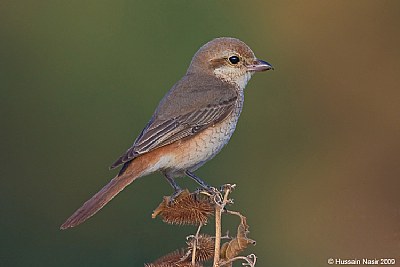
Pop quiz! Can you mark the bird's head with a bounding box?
[187,37,273,89]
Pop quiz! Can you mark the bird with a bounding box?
[60,37,273,230]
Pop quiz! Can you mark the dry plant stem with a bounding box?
[213,205,222,267]
[213,185,233,267]
[220,254,257,267]
[225,210,242,217]
[191,223,203,266]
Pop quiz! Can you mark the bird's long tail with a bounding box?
[60,161,145,230]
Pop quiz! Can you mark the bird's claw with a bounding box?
[195,186,218,196]
[168,188,184,205]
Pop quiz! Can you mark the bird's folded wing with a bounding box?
[110,98,236,169]
[110,73,238,169]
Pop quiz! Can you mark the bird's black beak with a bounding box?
[247,59,274,72]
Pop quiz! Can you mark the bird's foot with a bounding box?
[194,185,217,195]
[168,188,184,205]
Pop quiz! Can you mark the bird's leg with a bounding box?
[185,171,213,191]
[164,173,182,192]
[164,173,183,204]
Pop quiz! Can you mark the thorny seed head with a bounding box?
[152,190,214,225]
[186,234,215,262]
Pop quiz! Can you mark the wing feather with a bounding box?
[110,98,236,169]
[110,73,238,170]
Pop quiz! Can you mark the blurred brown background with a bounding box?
[1,1,399,266]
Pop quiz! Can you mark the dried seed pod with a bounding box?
[149,249,186,265]
[220,215,256,260]
[186,234,215,262]
[152,190,214,225]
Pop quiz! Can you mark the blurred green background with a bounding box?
[1,1,399,266]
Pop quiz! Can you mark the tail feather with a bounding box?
[60,171,139,230]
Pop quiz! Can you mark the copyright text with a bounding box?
[327,258,396,265]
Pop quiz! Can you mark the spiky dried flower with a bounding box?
[149,249,186,265]
[186,234,215,262]
[152,190,214,225]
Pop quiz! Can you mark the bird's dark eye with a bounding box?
[228,56,240,64]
